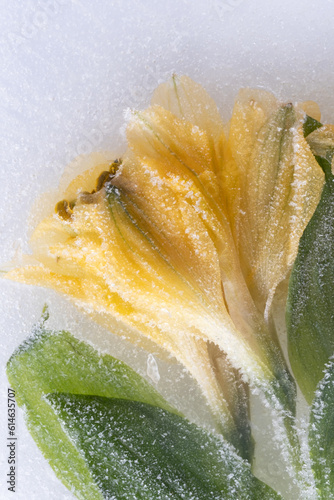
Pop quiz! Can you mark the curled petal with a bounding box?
[151,74,223,143]
[227,91,324,318]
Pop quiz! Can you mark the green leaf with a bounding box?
[309,359,334,499]
[314,155,332,178]
[287,172,334,403]
[303,114,322,138]
[46,393,282,500]
[6,311,176,500]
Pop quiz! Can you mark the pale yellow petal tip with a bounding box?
[1,250,44,280]
[232,87,278,114]
[4,264,44,287]
[300,100,321,122]
[151,74,224,141]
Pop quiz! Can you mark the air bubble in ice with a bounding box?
[146,353,160,384]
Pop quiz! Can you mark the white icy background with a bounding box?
[1,0,334,498]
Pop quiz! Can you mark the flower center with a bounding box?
[55,158,122,219]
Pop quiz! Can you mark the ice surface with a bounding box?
[2,0,334,498]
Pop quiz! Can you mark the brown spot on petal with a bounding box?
[55,158,122,212]
[55,200,73,220]
[96,171,111,191]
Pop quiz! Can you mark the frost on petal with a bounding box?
[151,74,223,143]
[227,91,324,318]
[118,105,275,370]
[120,106,235,306]
[224,89,278,244]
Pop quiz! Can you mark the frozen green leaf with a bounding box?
[309,360,334,499]
[303,114,322,138]
[46,393,282,500]
[287,172,334,403]
[6,311,176,500]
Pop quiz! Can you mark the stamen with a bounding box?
[55,158,122,213]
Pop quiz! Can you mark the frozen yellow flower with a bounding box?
[5,76,324,458]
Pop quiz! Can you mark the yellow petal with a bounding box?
[152,74,233,226]
[225,88,278,247]
[121,106,278,367]
[228,94,324,318]
[300,100,321,121]
[151,75,223,143]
